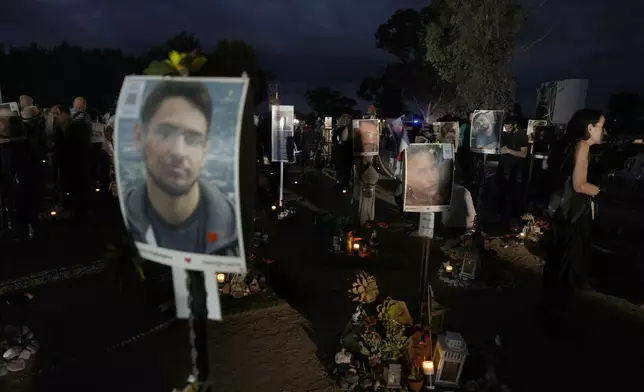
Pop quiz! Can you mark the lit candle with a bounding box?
[271,205,277,211]
[342,189,347,194]
[445,264,453,273]
[216,273,226,283]
[95,188,100,192]
[423,360,435,390]
[422,361,434,376]
[50,211,57,216]
[353,243,360,250]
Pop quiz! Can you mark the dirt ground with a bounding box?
[258,166,644,392]
[208,304,335,392]
[4,164,644,392]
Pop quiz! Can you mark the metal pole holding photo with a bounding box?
[279,161,284,207]
[417,212,434,326]
[186,270,211,391]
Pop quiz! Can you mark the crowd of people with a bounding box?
[0,96,610,339]
[0,94,117,238]
[294,109,606,337]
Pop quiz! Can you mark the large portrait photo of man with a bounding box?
[114,76,248,272]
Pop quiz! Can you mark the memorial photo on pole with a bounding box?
[403,143,454,212]
[527,119,548,137]
[270,105,295,163]
[352,119,379,156]
[432,122,460,152]
[469,110,504,154]
[114,76,249,273]
[0,102,25,140]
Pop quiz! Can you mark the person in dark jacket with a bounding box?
[52,105,91,217]
[17,106,47,236]
[124,80,239,256]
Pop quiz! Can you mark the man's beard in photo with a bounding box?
[144,150,198,197]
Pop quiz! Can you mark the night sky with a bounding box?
[2,0,643,115]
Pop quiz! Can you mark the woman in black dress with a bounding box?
[540,109,604,334]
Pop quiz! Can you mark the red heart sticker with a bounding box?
[185,257,191,263]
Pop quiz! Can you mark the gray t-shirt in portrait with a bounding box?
[146,195,207,253]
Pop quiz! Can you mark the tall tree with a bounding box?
[356,74,405,118]
[425,0,524,112]
[201,40,273,105]
[362,7,453,122]
[0,33,271,110]
[304,87,358,119]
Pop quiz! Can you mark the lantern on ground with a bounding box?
[459,251,479,280]
[433,332,468,388]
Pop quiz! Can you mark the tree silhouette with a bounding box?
[304,87,359,119]
[356,74,405,118]
[360,7,452,121]
[0,31,271,110]
[425,0,524,112]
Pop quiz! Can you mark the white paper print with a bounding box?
[418,213,435,238]
[172,267,222,321]
[117,80,146,119]
[270,105,295,163]
[404,143,454,213]
[114,75,249,273]
[353,119,380,156]
[432,121,460,152]
[527,119,548,136]
[470,110,504,154]
[91,122,106,143]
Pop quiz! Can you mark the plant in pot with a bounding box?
[407,356,424,392]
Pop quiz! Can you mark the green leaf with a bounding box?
[143,60,177,76]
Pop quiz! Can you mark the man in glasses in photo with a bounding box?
[125,81,239,256]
